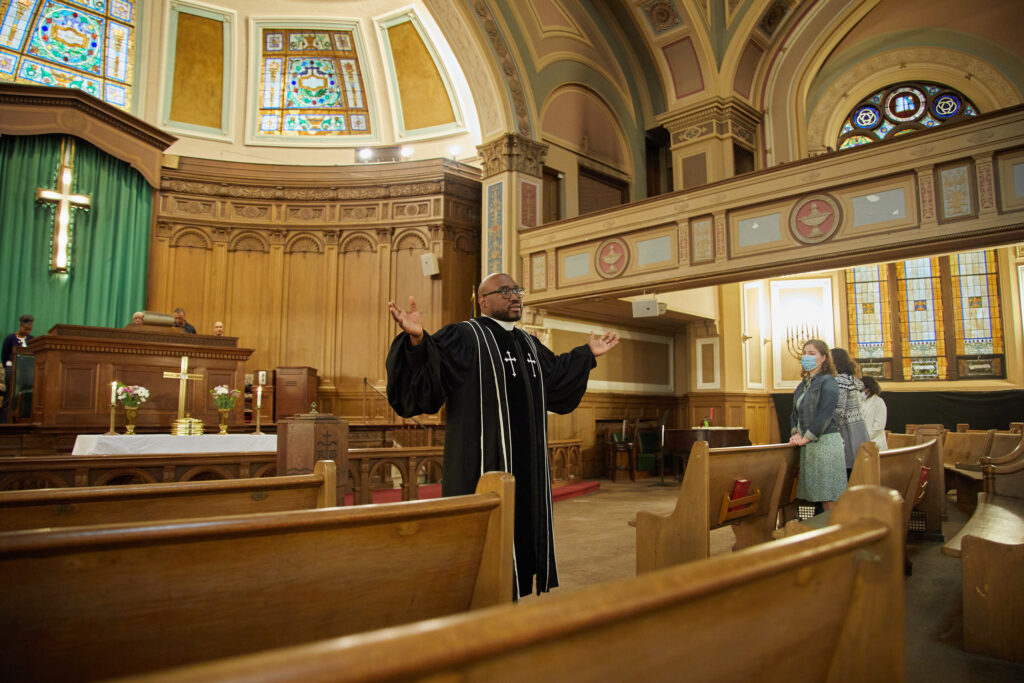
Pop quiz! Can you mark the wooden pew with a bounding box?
[633,441,798,573]
[941,440,1024,662]
[0,471,514,682]
[781,440,930,572]
[0,451,276,490]
[0,460,335,531]
[128,485,905,683]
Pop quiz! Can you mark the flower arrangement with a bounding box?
[117,383,150,408]
[210,385,241,410]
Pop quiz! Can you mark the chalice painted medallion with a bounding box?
[790,194,842,245]
[596,238,630,279]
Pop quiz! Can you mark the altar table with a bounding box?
[73,434,277,455]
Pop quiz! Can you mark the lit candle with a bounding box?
[110,381,117,405]
[256,386,262,409]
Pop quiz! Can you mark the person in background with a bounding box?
[213,321,225,336]
[130,312,145,325]
[860,375,888,451]
[2,314,34,421]
[789,338,847,512]
[172,308,196,334]
[831,347,871,477]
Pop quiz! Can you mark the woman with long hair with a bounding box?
[789,339,847,511]
[860,375,888,451]
[830,347,872,476]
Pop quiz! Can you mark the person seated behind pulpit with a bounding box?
[213,321,224,336]
[130,311,145,325]
[1,314,34,421]
[172,308,197,334]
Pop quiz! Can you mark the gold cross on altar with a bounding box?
[162,355,204,420]
[35,138,92,274]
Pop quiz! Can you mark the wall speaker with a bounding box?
[420,252,440,277]
[632,299,660,317]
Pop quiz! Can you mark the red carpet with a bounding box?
[343,480,600,505]
[552,480,601,502]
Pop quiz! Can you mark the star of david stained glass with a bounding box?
[0,0,135,109]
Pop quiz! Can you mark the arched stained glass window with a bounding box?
[257,26,371,137]
[837,82,977,150]
[0,0,136,110]
[845,249,1004,381]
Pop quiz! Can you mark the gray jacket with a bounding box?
[791,372,840,441]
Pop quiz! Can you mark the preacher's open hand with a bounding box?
[587,331,620,357]
[388,296,424,345]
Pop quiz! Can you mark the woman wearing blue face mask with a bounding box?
[789,338,848,511]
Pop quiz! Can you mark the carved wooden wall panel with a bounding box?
[153,158,481,418]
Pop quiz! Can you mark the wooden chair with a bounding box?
[603,419,636,481]
[127,485,906,683]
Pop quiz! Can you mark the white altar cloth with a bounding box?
[72,434,278,455]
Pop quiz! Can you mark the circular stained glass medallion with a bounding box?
[932,93,961,118]
[884,87,926,123]
[853,106,880,129]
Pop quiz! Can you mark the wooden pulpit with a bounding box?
[25,325,252,431]
[278,410,349,502]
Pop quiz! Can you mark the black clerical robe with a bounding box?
[386,316,596,599]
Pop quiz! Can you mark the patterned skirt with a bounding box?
[797,432,848,502]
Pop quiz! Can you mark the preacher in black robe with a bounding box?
[386,273,618,599]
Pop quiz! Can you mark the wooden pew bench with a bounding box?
[0,451,277,490]
[632,441,798,573]
[0,460,335,531]
[129,485,906,683]
[0,471,514,682]
[944,430,1022,512]
[781,440,932,573]
[941,440,1024,662]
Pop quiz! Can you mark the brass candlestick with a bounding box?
[254,405,264,435]
[105,403,117,435]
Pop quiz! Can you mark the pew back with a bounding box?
[0,451,276,490]
[0,460,336,531]
[131,485,905,683]
[0,471,514,682]
[635,442,798,573]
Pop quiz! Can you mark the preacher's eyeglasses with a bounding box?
[480,286,525,299]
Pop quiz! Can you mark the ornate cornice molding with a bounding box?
[0,83,176,187]
[476,133,549,179]
[659,97,763,148]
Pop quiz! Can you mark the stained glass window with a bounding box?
[0,0,136,110]
[897,257,945,380]
[846,265,891,360]
[257,27,371,137]
[846,249,1004,381]
[952,250,1004,377]
[836,82,977,150]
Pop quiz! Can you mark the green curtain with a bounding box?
[0,134,152,335]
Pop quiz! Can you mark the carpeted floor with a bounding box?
[533,478,1024,682]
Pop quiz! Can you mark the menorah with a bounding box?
[783,323,822,360]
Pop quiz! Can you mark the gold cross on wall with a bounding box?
[162,355,204,421]
[35,137,92,273]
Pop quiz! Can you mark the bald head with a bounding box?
[478,273,523,322]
